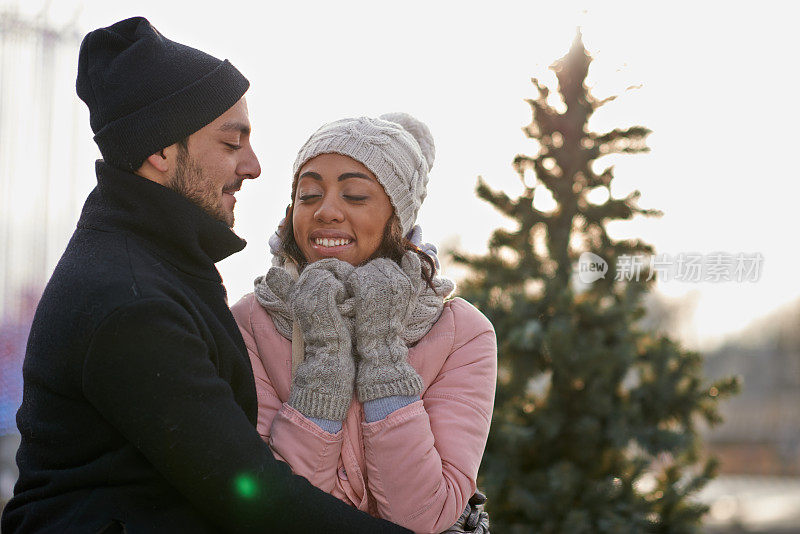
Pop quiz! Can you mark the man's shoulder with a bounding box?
[25,228,182,387]
[44,227,180,324]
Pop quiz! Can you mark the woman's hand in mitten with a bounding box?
[347,257,423,403]
[288,258,356,421]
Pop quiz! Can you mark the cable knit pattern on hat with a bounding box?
[379,112,435,170]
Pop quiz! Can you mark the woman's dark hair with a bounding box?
[279,201,437,289]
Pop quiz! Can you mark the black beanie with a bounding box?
[76,16,250,172]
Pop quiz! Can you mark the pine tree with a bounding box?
[454,31,739,533]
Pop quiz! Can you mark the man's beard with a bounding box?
[168,147,233,227]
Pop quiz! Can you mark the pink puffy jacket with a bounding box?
[230,293,497,534]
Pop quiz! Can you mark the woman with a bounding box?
[231,113,496,534]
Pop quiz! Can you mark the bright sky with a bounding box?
[3,0,798,350]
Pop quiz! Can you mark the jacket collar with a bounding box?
[77,160,246,280]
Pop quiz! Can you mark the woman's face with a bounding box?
[292,153,394,266]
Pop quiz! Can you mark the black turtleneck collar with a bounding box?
[77,161,247,281]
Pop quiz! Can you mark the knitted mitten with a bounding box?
[288,258,356,420]
[348,258,423,402]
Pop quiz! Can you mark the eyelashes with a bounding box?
[297,194,369,202]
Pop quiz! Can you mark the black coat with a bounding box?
[1,162,410,533]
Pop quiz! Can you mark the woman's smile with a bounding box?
[309,229,356,257]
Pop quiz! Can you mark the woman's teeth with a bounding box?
[314,238,352,248]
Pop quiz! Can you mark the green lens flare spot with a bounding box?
[234,473,258,499]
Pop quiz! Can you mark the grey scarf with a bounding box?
[254,251,455,345]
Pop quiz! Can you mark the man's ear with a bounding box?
[145,149,170,173]
[136,145,179,186]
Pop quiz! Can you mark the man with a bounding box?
[1,17,410,533]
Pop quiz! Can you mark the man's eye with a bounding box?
[344,195,368,201]
[225,143,242,150]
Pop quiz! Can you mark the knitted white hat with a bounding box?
[292,112,435,236]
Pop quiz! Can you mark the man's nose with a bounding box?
[239,145,261,180]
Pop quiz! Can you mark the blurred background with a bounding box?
[0,1,798,531]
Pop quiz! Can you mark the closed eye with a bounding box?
[298,194,321,202]
[224,143,242,150]
[344,195,368,201]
